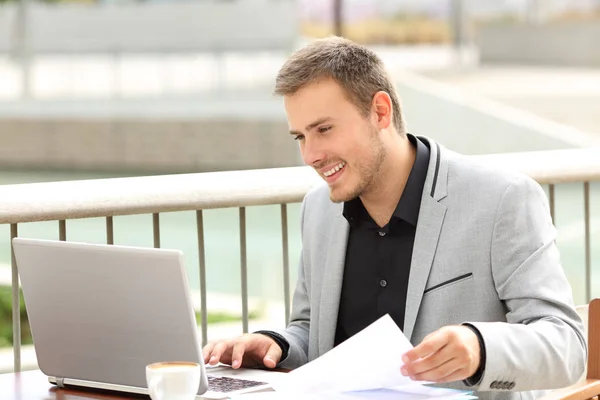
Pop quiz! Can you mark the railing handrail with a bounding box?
[1,146,600,224]
[470,147,600,184]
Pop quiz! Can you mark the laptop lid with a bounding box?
[12,237,210,395]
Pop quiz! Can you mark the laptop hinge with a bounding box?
[56,377,65,388]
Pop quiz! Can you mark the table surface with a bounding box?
[2,369,147,399]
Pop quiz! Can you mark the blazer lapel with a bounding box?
[403,137,448,341]
[318,210,349,355]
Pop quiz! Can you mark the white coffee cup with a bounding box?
[146,361,201,400]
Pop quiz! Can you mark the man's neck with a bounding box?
[360,135,416,228]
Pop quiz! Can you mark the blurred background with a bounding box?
[0,0,599,171]
[0,0,599,364]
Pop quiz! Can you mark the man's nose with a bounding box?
[301,137,326,168]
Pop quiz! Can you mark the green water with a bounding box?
[0,170,598,306]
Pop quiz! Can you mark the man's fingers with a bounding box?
[410,357,461,382]
[209,341,231,365]
[202,334,283,370]
[401,343,453,377]
[403,329,449,363]
[230,341,247,369]
[263,343,283,369]
[436,367,470,384]
[401,326,481,383]
[202,342,216,364]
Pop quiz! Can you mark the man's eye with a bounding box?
[318,126,332,133]
[294,135,305,141]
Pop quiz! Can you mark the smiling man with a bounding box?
[203,36,586,399]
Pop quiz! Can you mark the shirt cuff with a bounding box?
[462,323,486,386]
[253,330,290,362]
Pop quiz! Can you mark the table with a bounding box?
[2,369,146,399]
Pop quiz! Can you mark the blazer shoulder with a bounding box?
[444,150,542,195]
[303,182,330,208]
[301,182,342,225]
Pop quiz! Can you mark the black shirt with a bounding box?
[334,134,430,346]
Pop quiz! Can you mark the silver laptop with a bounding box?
[12,237,284,399]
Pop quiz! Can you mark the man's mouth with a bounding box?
[323,162,346,178]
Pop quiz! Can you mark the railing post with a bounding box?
[584,182,591,303]
[11,224,21,373]
[239,208,249,333]
[59,220,66,241]
[106,216,114,245]
[281,204,291,325]
[196,210,208,346]
[153,213,160,248]
[548,184,555,224]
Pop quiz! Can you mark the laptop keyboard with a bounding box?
[207,375,268,393]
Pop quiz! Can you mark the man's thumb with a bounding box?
[263,344,282,369]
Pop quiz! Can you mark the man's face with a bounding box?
[284,79,386,203]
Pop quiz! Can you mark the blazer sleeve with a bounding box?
[466,175,587,391]
[272,197,310,369]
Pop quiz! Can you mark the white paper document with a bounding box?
[270,314,422,395]
[232,386,476,400]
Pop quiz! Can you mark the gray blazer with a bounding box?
[274,137,586,400]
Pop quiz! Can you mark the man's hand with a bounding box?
[400,325,481,383]
[202,334,283,369]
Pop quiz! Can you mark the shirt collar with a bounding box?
[392,133,430,226]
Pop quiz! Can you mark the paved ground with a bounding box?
[2,49,599,139]
[420,65,600,136]
[0,45,476,102]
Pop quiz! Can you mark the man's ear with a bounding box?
[372,91,393,130]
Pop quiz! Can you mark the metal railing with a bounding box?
[1,147,600,373]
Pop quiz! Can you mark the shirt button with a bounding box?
[380,279,387,288]
[378,231,386,237]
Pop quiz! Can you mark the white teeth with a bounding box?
[323,162,345,177]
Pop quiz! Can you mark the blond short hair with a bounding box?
[274,36,405,135]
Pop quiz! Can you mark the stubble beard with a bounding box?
[329,128,386,203]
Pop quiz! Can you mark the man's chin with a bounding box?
[329,195,344,204]
[328,187,358,204]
